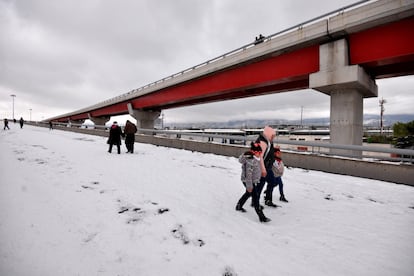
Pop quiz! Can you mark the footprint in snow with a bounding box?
[222,266,238,276]
[171,224,205,247]
[324,194,333,200]
[117,200,170,225]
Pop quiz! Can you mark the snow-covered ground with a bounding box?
[1,125,413,276]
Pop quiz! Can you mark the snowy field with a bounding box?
[1,125,413,276]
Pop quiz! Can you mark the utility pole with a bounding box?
[29,109,32,121]
[379,98,386,135]
[300,106,304,128]
[10,94,16,120]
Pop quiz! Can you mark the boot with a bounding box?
[255,207,271,223]
[265,200,280,208]
[251,201,264,210]
[235,203,247,213]
[280,194,289,202]
[264,191,279,207]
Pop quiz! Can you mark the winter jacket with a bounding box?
[272,157,284,177]
[124,121,137,135]
[107,124,123,145]
[256,133,275,170]
[124,121,137,144]
[239,152,261,190]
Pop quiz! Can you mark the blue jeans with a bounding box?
[258,168,276,199]
[266,176,284,199]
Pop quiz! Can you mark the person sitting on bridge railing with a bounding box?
[254,34,265,45]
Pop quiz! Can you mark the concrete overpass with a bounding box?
[47,0,414,156]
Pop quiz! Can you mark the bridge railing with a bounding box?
[38,120,414,162]
[41,121,413,163]
[138,127,414,163]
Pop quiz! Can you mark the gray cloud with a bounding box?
[1,0,412,123]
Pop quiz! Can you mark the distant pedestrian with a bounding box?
[3,118,10,130]
[266,147,288,203]
[49,121,53,130]
[123,120,137,153]
[107,121,123,154]
[254,34,265,45]
[19,117,24,129]
[236,142,271,223]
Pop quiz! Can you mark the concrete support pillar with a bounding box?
[127,103,160,131]
[309,39,377,157]
[88,113,110,126]
[330,89,364,157]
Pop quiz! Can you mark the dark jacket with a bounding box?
[124,121,137,135]
[107,124,123,145]
[256,134,275,170]
[123,121,137,144]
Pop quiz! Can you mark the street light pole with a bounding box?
[10,94,16,120]
[29,109,32,121]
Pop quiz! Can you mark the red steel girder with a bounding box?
[349,16,414,78]
[130,45,319,110]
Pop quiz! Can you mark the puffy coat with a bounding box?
[239,152,261,190]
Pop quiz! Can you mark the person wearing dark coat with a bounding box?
[123,120,137,153]
[256,126,280,208]
[107,121,123,154]
[3,118,10,130]
[19,117,24,129]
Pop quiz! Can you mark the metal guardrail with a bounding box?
[44,121,413,163]
[137,128,414,162]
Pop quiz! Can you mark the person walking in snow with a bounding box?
[265,147,288,203]
[107,121,123,154]
[3,118,10,130]
[256,126,280,208]
[19,117,24,129]
[123,120,137,153]
[236,142,271,223]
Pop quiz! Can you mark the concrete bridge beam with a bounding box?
[88,113,110,126]
[310,39,378,157]
[70,119,85,126]
[127,103,160,131]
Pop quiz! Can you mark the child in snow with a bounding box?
[236,142,271,223]
[271,147,288,202]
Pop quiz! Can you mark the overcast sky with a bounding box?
[1,0,413,124]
